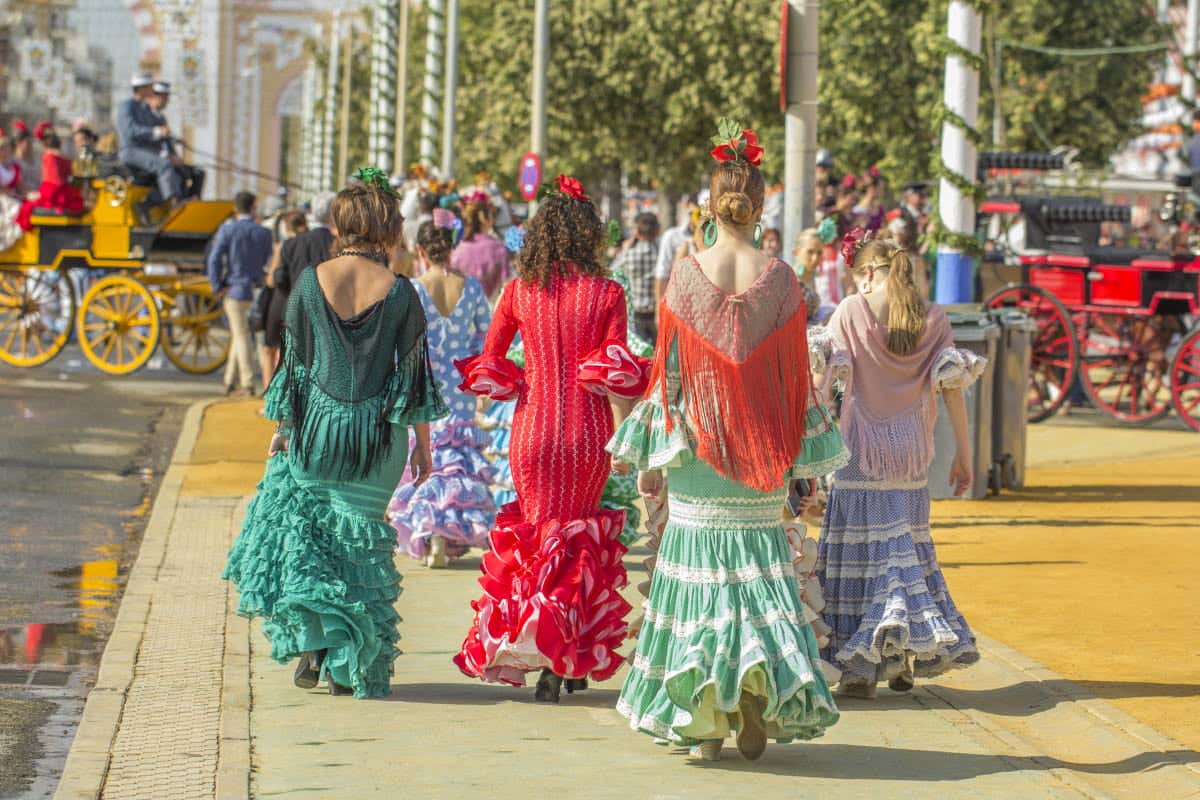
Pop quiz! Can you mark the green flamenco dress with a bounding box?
[609,255,847,746]
[223,269,446,698]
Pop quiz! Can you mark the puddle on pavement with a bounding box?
[1,557,120,672]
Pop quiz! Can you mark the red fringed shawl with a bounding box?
[646,256,810,493]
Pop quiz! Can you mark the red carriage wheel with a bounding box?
[1080,312,1176,426]
[1170,328,1200,431]
[985,284,1079,423]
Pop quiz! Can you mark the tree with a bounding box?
[817,0,1165,182]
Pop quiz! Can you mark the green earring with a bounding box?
[754,223,763,248]
[703,220,718,248]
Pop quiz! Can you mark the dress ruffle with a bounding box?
[389,418,497,560]
[610,400,848,481]
[455,354,524,401]
[578,339,651,399]
[223,456,402,698]
[481,399,516,506]
[454,502,631,685]
[600,470,643,546]
[617,523,839,745]
[818,477,980,682]
[933,346,988,391]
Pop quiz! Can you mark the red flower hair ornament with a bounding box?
[538,173,591,204]
[33,121,52,141]
[709,117,763,167]
[840,227,873,266]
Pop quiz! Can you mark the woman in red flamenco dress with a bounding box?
[17,124,85,231]
[453,174,649,702]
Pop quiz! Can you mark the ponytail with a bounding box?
[852,239,927,355]
[883,247,926,355]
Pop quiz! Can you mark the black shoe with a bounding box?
[533,669,561,703]
[328,679,353,696]
[293,650,325,689]
[564,677,588,694]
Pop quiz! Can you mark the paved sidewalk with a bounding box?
[53,401,1200,799]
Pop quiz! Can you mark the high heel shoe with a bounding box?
[564,677,589,694]
[328,679,353,696]
[293,650,325,689]
[533,669,562,703]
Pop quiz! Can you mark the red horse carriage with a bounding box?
[979,159,1200,430]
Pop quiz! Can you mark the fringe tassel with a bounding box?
[841,397,933,482]
[646,304,810,493]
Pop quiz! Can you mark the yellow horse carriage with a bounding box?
[0,177,235,375]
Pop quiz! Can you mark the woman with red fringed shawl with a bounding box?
[610,120,848,762]
[452,175,649,703]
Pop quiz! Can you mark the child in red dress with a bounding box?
[17,124,85,231]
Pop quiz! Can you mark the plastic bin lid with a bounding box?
[943,304,1000,340]
[987,308,1039,332]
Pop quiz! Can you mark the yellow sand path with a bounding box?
[931,422,1200,751]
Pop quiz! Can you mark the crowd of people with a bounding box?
[218,119,983,765]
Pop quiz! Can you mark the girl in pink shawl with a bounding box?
[817,236,985,698]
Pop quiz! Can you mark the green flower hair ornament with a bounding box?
[352,166,399,198]
[606,219,622,248]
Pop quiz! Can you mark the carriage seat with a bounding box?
[1083,246,1172,266]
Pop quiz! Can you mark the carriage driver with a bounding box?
[149,80,205,200]
[116,73,181,221]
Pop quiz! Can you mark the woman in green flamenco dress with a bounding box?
[609,122,848,761]
[223,174,447,698]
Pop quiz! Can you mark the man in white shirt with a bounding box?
[653,193,700,300]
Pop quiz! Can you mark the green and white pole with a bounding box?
[419,0,444,170]
[935,0,983,303]
[368,0,399,174]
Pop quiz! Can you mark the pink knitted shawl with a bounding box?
[828,294,955,481]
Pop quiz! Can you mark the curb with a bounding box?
[54,398,223,800]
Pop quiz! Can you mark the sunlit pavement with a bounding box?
[26,398,1193,798]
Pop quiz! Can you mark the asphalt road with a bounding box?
[0,345,220,798]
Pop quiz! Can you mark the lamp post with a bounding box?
[782,0,819,255]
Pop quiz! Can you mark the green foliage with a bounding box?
[303,0,1164,201]
[818,0,1164,183]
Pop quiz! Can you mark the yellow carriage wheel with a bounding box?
[160,284,231,374]
[76,276,161,375]
[0,270,76,368]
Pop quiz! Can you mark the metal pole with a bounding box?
[782,0,818,256]
[1185,0,1200,107]
[339,27,353,185]
[322,11,341,191]
[935,0,982,304]
[992,35,1004,148]
[394,0,410,174]
[368,0,398,173]
[531,0,548,158]
[441,0,459,180]
[420,0,444,170]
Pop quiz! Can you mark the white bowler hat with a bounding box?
[152,80,171,94]
[131,72,155,89]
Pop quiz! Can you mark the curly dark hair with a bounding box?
[518,195,606,287]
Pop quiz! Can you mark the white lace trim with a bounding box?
[933,346,987,391]
[654,558,794,584]
[834,478,927,490]
[790,449,851,480]
[641,604,808,639]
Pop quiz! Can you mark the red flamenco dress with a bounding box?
[17,152,85,231]
[453,270,650,685]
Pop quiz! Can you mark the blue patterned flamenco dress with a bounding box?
[389,276,497,562]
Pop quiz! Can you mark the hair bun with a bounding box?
[714,191,754,226]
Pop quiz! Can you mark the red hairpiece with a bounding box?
[33,122,52,141]
[840,227,872,266]
[709,117,763,167]
[11,120,27,134]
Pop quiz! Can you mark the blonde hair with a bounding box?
[795,227,820,249]
[852,239,926,355]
